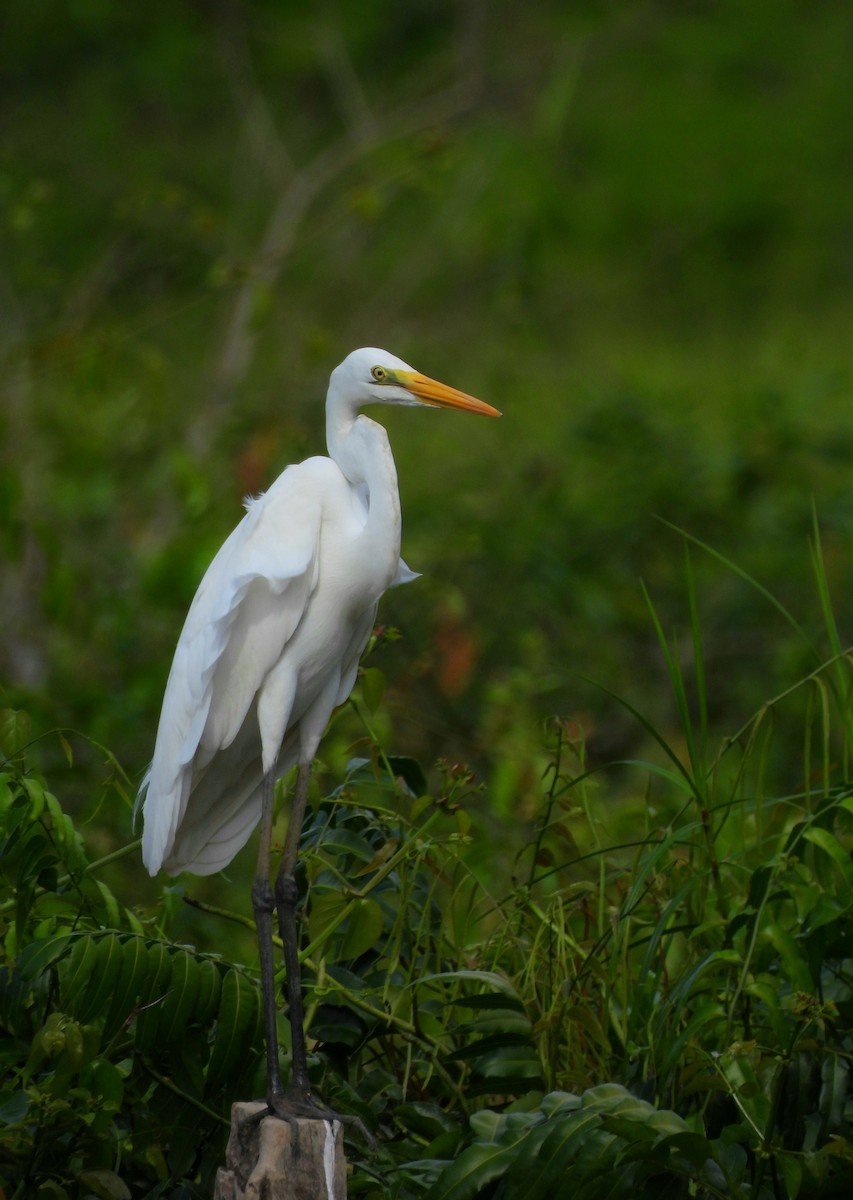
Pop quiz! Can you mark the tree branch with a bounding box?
[192,1,487,457]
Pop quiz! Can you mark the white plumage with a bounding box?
[138,347,499,880]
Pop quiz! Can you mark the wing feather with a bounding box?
[139,459,338,874]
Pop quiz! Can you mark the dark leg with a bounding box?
[256,761,374,1142]
[275,760,313,1101]
[250,761,317,1116]
[251,768,285,1104]
[252,759,323,1116]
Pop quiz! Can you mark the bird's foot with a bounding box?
[259,1088,375,1147]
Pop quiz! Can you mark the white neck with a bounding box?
[325,383,402,568]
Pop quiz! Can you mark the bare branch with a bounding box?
[194,3,487,457]
[214,0,294,186]
[318,19,377,142]
[59,242,128,336]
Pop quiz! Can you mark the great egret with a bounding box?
[138,347,500,1121]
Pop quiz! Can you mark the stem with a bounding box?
[142,1060,230,1127]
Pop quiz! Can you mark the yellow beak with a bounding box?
[393,369,502,418]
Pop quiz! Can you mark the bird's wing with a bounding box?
[391,557,420,587]
[139,459,337,874]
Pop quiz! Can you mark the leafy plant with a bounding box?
[0,725,261,1198]
[4,538,853,1198]
[389,535,853,1199]
[418,1085,737,1200]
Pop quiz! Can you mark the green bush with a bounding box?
[3,541,853,1198]
[0,718,261,1197]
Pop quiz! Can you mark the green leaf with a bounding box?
[17,827,58,886]
[308,887,349,947]
[103,936,153,1040]
[470,1044,544,1086]
[318,827,377,863]
[309,1004,366,1048]
[134,942,174,1054]
[820,1054,848,1131]
[446,1030,533,1064]
[777,1151,802,1200]
[763,922,813,992]
[193,957,223,1030]
[597,1115,659,1146]
[655,1129,713,1165]
[395,1101,460,1140]
[0,708,31,759]
[76,1169,131,1200]
[419,970,524,999]
[80,1057,124,1108]
[58,731,74,767]
[35,1183,69,1200]
[507,1112,608,1200]
[802,826,853,882]
[0,1088,30,1124]
[75,934,125,1024]
[423,1139,519,1200]
[205,968,260,1093]
[338,898,384,960]
[804,896,849,932]
[91,878,121,930]
[354,836,400,878]
[60,934,101,1015]
[23,777,47,819]
[16,933,74,981]
[155,949,201,1044]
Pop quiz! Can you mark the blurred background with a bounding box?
[2,0,852,875]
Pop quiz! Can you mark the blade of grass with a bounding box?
[640,579,703,794]
[657,519,819,666]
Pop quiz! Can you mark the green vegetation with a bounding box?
[4,541,853,1196]
[2,0,853,1196]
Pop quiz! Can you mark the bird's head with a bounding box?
[330,347,501,418]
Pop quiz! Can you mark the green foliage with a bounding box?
[417,1086,725,1200]
[4,534,853,1196]
[0,741,261,1198]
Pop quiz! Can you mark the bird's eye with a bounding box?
[371,366,387,382]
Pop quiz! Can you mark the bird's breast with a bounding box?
[316,499,400,617]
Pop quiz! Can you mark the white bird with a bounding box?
[138,347,500,1120]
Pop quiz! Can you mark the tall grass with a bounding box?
[2,537,852,1198]
[415,530,852,1197]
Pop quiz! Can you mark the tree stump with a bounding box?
[213,1101,346,1200]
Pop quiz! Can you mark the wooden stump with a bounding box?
[213,1101,346,1200]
